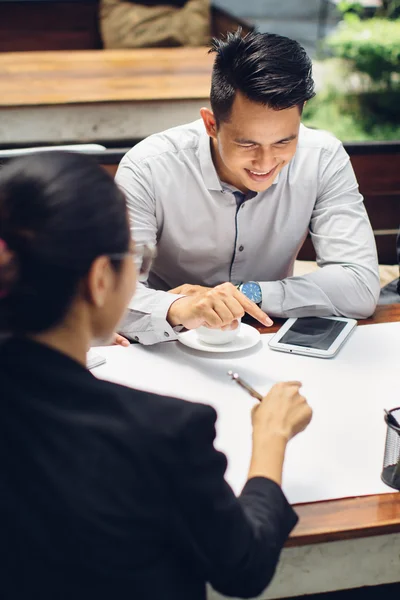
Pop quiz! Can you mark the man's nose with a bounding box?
[252,147,276,171]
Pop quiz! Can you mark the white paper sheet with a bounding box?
[93,322,400,505]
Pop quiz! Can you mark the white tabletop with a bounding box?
[93,322,400,504]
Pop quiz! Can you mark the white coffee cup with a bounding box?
[196,319,241,346]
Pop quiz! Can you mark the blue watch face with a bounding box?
[241,281,262,304]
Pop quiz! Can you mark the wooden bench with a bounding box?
[0,47,217,145]
[0,0,253,53]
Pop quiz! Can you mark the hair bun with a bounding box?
[0,240,19,299]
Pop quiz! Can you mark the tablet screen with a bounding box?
[279,317,347,350]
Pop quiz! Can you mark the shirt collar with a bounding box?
[198,124,281,193]
[199,126,222,191]
[220,182,257,202]
[271,170,280,185]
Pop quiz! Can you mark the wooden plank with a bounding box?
[0,48,214,105]
[364,193,400,230]
[0,2,102,52]
[351,153,400,193]
[289,491,400,546]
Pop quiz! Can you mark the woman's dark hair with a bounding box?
[0,151,130,334]
[209,29,316,125]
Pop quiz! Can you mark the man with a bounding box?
[116,30,380,345]
[100,0,210,48]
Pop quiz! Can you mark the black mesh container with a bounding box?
[382,407,400,491]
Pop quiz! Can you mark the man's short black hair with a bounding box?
[209,29,315,124]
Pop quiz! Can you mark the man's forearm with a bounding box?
[261,264,380,319]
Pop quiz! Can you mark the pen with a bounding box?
[227,370,263,401]
[384,409,400,429]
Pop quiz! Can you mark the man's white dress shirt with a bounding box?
[116,120,380,345]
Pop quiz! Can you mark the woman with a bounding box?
[0,152,312,600]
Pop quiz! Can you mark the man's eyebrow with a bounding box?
[273,134,298,144]
[234,137,259,144]
[234,133,298,145]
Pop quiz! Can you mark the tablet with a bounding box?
[268,316,357,358]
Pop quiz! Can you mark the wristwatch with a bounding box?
[238,281,262,307]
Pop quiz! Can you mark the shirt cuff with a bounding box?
[259,281,284,316]
[150,293,185,342]
[120,292,185,345]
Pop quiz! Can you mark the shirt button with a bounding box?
[164,331,170,338]
[134,336,139,342]
[239,245,244,252]
[241,203,245,209]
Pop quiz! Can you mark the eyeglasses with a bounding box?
[108,243,156,282]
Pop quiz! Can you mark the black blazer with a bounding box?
[397,230,400,294]
[0,338,297,600]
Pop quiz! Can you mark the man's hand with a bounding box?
[168,283,211,296]
[167,282,273,330]
[113,333,130,347]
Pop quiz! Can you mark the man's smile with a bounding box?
[245,164,278,183]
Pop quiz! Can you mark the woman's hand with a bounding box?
[248,382,312,487]
[252,381,312,443]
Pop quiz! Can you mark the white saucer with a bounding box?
[178,323,261,353]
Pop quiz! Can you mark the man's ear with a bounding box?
[200,107,218,139]
[85,256,112,308]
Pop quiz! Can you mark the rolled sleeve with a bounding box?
[119,284,185,345]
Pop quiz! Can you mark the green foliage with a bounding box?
[381,0,400,18]
[326,16,400,88]
[302,88,400,142]
[336,2,364,17]
[312,3,400,141]
[337,0,400,18]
